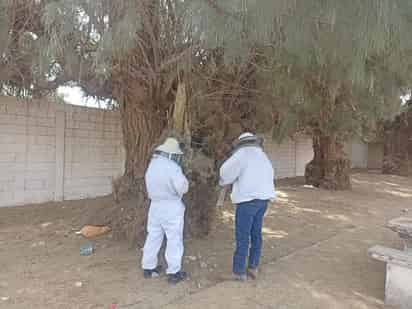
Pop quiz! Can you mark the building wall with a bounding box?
[345,138,369,169]
[0,96,124,207]
[265,135,314,179]
[0,96,315,207]
[367,143,383,169]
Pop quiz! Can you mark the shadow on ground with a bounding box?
[0,172,411,308]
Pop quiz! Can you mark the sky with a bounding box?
[57,86,109,109]
[59,85,410,108]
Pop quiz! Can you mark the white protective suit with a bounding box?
[219,146,276,204]
[142,155,189,274]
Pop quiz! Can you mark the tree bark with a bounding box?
[305,132,351,190]
[107,91,169,246]
[105,82,218,246]
[382,111,412,177]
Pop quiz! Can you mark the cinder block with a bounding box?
[0,102,7,114]
[26,135,56,146]
[27,125,55,136]
[72,111,90,122]
[88,112,104,123]
[88,128,104,139]
[0,162,24,173]
[64,176,112,188]
[24,179,46,190]
[10,102,29,116]
[25,167,55,181]
[0,123,27,134]
[0,180,13,192]
[67,128,89,138]
[26,151,55,163]
[65,119,81,129]
[28,101,49,117]
[0,153,17,162]
[0,114,18,125]
[27,144,55,154]
[36,116,55,128]
[23,190,54,204]
[0,134,25,144]
[64,185,112,200]
[0,191,16,207]
[79,121,96,130]
[46,103,57,118]
[102,131,118,140]
[102,113,121,125]
[71,149,90,163]
[0,143,26,153]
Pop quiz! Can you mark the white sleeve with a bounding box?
[219,151,242,186]
[172,167,189,197]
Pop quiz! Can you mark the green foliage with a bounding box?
[1,0,412,143]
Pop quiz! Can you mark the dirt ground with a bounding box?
[1,171,411,309]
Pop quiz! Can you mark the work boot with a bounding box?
[247,268,258,280]
[143,265,162,279]
[167,271,187,285]
[233,273,247,282]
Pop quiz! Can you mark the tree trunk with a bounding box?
[172,82,218,239]
[382,113,412,176]
[103,83,218,246]
[305,133,351,190]
[108,93,168,246]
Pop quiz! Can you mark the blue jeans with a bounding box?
[233,199,268,275]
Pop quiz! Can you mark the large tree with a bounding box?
[382,99,412,176]
[1,1,412,242]
[196,1,412,189]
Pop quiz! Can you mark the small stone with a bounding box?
[303,185,315,189]
[75,281,83,287]
[1,297,10,301]
[186,256,197,261]
[30,241,45,248]
[402,209,409,213]
[41,222,53,228]
[197,282,202,289]
[200,262,207,269]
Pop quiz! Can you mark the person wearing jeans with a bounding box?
[219,133,276,281]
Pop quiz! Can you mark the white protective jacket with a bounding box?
[146,155,189,204]
[143,155,189,274]
[219,146,276,204]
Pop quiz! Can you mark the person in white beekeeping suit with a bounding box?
[141,137,189,284]
[219,132,276,281]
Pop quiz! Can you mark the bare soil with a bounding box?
[1,172,411,309]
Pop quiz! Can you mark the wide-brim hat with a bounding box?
[155,138,183,155]
[232,132,263,148]
[238,132,256,141]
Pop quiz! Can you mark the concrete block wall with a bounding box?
[0,96,124,207]
[0,97,57,206]
[345,138,369,169]
[265,135,314,179]
[1,96,315,207]
[63,105,124,200]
